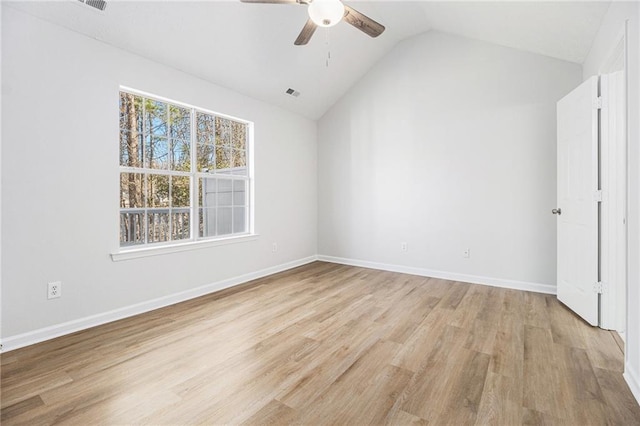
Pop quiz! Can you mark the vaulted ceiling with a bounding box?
[6,1,610,119]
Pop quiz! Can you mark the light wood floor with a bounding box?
[2,262,639,425]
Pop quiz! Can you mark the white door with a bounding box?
[556,76,599,326]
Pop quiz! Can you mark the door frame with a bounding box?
[598,23,628,335]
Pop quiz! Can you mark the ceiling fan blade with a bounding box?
[294,18,317,45]
[240,0,298,3]
[343,5,385,38]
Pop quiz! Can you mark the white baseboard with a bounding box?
[317,255,556,295]
[0,254,557,353]
[624,364,640,406]
[0,256,318,353]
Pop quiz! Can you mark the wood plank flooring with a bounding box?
[2,262,639,425]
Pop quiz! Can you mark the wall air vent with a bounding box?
[285,88,301,98]
[77,0,107,12]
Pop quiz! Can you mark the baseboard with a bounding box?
[317,255,556,295]
[624,364,640,406]
[0,254,557,352]
[0,255,318,353]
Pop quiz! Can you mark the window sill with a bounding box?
[111,234,259,262]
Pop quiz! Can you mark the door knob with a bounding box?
[552,208,562,215]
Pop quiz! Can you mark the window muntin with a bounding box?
[119,90,251,248]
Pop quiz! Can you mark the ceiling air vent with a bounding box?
[77,0,107,12]
[285,88,301,98]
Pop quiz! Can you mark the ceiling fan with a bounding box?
[240,0,385,45]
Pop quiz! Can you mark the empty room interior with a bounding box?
[2,0,640,424]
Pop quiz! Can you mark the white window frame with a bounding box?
[112,87,256,262]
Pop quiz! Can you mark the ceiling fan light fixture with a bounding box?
[308,0,345,28]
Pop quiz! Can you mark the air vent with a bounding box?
[77,0,107,11]
[285,88,301,98]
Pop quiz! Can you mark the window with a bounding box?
[119,90,251,249]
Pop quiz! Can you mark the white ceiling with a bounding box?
[5,1,610,119]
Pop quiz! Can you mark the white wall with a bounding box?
[318,31,581,289]
[0,2,4,349]
[1,6,317,341]
[583,0,640,405]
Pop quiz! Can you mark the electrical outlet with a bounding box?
[272,242,278,253]
[48,281,62,299]
[401,242,408,252]
[463,248,470,258]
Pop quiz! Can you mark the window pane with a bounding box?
[119,92,128,129]
[231,121,246,150]
[120,92,143,133]
[145,99,168,137]
[120,211,145,246]
[120,173,144,208]
[216,117,232,147]
[145,136,169,169]
[233,180,246,206]
[171,139,190,171]
[217,179,232,207]
[197,112,215,145]
[217,190,232,207]
[199,177,216,208]
[148,174,169,207]
[217,207,232,235]
[171,176,190,208]
[170,105,191,141]
[148,210,170,243]
[172,209,190,241]
[215,145,231,171]
[199,208,216,238]
[120,130,143,168]
[232,149,246,171]
[233,207,246,233]
[197,144,215,172]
